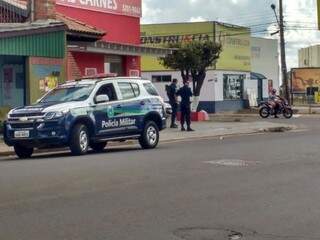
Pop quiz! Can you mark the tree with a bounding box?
[159,41,222,97]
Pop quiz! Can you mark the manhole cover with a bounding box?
[204,159,259,167]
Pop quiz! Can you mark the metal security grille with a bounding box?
[0,0,29,23]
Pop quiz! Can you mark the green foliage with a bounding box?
[159,41,222,96]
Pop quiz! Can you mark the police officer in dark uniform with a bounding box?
[166,78,178,128]
[177,80,194,132]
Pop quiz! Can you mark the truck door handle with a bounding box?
[140,101,145,106]
[116,105,122,109]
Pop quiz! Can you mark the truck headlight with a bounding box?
[44,111,67,120]
[6,109,14,120]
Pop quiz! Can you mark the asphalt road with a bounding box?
[1,117,320,240]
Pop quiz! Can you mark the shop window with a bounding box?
[105,55,124,76]
[223,74,245,100]
[152,75,172,82]
[0,56,25,109]
[118,82,135,100]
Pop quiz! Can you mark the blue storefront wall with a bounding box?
[198,100,246,113]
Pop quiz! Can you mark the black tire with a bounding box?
[69,124,89,155]
[139,121,159,149]
[283,108,293,119]
[90,142,107,152]
[14,144,33,159]
[259,107,270,118]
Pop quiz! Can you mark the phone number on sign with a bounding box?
[122,4,141,16]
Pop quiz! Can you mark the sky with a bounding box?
[141,0,320,69]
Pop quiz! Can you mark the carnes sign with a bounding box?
[56,0,141,17]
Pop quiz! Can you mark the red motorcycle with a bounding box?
[259,99,293,119]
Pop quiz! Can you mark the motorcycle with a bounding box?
[259,99,293,119]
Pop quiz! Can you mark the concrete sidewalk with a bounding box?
[0,121,296,157]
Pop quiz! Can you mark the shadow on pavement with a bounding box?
[0,146,143,162]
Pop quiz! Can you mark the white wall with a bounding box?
[142,70,250,102]
[299,45,320,68]
[251,37,279,98]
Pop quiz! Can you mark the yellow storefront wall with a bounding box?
[141,22,251,72]
[215,23,251,71]
[141,22,214,72]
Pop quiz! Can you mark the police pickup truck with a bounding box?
[4,77,167,158]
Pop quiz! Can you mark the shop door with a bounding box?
[0,56,26,109]
[104,55,124,76]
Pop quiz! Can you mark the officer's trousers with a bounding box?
[170,102,178,126]
[180,104,191,128]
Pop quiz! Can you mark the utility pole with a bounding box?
[271,1,289,101]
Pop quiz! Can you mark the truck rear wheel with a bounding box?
[139,121,159,149]
[14,144,33,159]
[69,124,89,155]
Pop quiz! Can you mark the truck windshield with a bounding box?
[40,85,95,103]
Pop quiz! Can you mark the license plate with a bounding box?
[14,131,30,138]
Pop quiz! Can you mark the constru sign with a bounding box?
[140,34,211,45]
[56,0,141,17]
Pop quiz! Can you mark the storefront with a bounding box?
[141,21,252,113]
[0,22,66,118]
[141,22,279,113]
[56,0,144,79]
[0,0,171,120]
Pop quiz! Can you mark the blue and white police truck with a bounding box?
[4,76,168,158]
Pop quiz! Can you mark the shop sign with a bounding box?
[141,34,211,45]
[215,23,251,71]
[56,0,141,18]
[292,68,320,93]
[141,22,251,72]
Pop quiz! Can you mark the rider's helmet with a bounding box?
[271,89,277,95]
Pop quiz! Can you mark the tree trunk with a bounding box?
[191,71,206,111]
[193,71,206,97]
[180,69,191,83]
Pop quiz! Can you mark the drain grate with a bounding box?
[204,159,259,167]
[229,232,243,240]
[173,227,317,239]
[173,228,247,240]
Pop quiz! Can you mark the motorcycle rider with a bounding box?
[269,89,284,118]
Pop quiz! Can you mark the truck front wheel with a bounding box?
[139,121,159,149]
[69,124,89,155]
[14,144,33,159]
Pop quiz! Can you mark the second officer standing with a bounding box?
[177,80,195,132]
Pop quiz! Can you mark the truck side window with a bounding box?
[118,82,136,100]
[143,82,159,96]
[96,83,117,101]
[131,83,140,97]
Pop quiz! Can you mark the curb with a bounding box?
[0,125,296,158]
